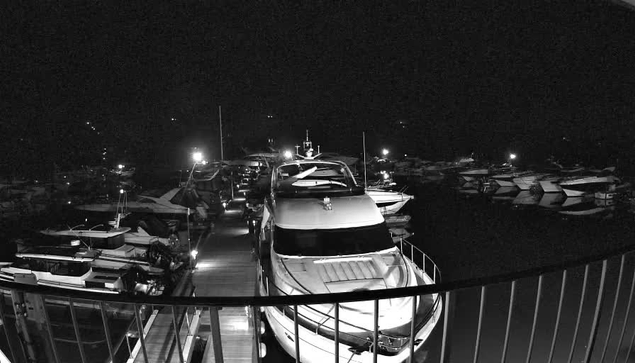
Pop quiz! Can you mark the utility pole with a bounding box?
[218,106,224,161]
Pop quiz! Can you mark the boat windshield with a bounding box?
[273,223,395,256]
[275,162,357,193]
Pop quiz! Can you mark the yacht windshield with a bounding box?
[275,162,357,193]
[273,223,395,256]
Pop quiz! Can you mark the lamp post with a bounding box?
[187,151,204,268]
[509,153,517,166]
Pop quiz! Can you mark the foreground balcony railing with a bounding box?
[2,242,635,363]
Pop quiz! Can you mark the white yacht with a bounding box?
[257,158,441,363]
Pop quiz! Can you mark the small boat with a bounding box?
[365,188,414,215]
[559,175,619,197]
[513,173,550,191]
[458,168,490,182]
[0,247,162,295]
[76,188,209,220]
[538,175,563,193]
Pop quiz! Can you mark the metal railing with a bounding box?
[2,242,635,363]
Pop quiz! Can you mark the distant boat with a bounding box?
[75,188,208,219]
[559,175,619,197]
[365,188,414,215]
[513,173,549,191]
[458,168,490,182]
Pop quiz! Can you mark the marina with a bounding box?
[5,1,635,362]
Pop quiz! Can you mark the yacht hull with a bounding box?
[539,180,562,193]
[262,272,441,363]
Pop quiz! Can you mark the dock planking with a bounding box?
[131,219,258,362]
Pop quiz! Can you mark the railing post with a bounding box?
[599,255,625,363]
[294,305,300,363]
[68,298,88,363]
[583,259,608,363]
[334,303,339,363]
[547,270,568,363]
[567,264,590,363]
[172,306,185,363]
[408,296,417,363]
[209,306,224,363]
[526,274,544,363]
[440,291,453,363]
[612,267,635,363]
[134,304,149,363]
[501,280,516,363]
[99,301,115,363]
[373,299,379,363]
[473,286,487,363]
[0,291,18,363]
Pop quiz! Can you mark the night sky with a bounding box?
[3,1,635,177]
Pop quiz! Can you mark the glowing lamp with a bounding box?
[190,249,199,259]
[192,151,203,163]
[382,148,389,157]
[118,164,124,169]
[283,150,293,159]
[509,153,517,160]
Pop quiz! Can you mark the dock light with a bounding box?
[118,164,124,169]
[120,189,124,194]
[382,148,389,157]
[192,151,203,163]
[190,249,199,259]
[222,202,227,209]
[283,150,293,160]
[509,153,517,160]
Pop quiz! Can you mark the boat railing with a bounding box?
[396,236,442,284]
[3,243,635,362]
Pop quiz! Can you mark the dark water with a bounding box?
[404,181,635,282]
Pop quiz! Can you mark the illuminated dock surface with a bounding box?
[130,218,258,363]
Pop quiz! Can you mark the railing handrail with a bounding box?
[2,241,635,306]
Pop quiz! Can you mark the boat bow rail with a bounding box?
[2,243,635,362]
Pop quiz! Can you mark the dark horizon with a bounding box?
[3,1,635,176]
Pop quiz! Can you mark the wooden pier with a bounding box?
[130,217,258,363]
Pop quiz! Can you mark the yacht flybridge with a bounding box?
[257,157,442,362]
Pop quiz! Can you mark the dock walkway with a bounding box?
[131,218,258,363]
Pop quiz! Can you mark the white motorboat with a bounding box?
[75,187,208,219]
[39,223,181,273]
[0,247,161,295]
[257,158,442,363]
[513,173,549,191]
[538,175,563,193]
[559,175,619,197]
[365,188,414,215]
[458,168,490,182]
[489,169,532,188]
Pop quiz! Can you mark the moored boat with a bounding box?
[257,157,442,363]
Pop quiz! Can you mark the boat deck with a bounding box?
[131,218,258,363]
